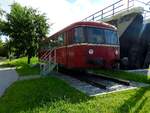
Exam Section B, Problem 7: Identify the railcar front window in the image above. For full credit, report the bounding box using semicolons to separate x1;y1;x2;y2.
74;27;85;43
87;27;105;44
105;30;119;45
86;27;119;45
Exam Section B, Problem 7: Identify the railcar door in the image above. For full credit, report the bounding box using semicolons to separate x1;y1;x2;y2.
66;29;75;69
56;33;67;67
66;27;86;69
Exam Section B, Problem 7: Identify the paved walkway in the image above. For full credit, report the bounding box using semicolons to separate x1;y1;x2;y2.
0;68;19;97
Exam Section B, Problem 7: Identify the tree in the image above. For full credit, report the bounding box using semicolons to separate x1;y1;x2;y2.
3;3;49;63
0;8;8;57
0;7;4;16
0;7;5;35
0;38;8;57
0;38;2;47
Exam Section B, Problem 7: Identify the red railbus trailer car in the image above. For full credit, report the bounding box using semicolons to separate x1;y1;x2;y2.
39;21;120;70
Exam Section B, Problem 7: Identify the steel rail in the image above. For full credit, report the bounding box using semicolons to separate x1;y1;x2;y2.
61;70;130;90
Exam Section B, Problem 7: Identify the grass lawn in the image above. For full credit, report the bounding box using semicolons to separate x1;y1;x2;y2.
0;58;150;113
0;76;150;113
0;57;40;76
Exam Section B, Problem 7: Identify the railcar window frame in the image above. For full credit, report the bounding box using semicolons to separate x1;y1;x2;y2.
105;29;119;45
86;26;119;45
86;27;105;44
58;34;65;46
73;27;86;43
40;41;50;50
49;38;57;49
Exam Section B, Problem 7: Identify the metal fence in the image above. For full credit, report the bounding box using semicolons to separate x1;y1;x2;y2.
82;0;150;21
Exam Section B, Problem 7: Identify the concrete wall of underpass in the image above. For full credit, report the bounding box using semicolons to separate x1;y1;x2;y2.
106;13;144;69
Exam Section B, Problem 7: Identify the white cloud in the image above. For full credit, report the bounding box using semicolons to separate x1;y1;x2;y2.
0;0;149;42
2;0;149;36
15;0;104;34
4;0;116;35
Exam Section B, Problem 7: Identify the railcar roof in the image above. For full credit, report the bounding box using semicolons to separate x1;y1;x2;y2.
41;21;117;43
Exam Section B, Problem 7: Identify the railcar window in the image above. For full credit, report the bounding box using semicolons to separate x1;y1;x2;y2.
105;30;119;45
58;34;64;46
87;27;105;44
41;42;49;50
50;39;57;48
74;27;85;43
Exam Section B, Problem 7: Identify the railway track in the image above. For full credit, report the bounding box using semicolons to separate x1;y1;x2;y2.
87;72;130;86
62;71;130;90
69;74;107;89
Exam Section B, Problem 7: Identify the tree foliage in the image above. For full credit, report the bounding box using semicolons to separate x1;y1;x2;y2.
0;7;5;35
0;38;8;57
0;38;3;47
2;3;49;63
0;7;9;57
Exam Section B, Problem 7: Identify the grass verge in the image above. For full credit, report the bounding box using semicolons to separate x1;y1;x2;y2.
0;77;88;113
0;76;150;113
0;57;40;76
0;58;150;113
91;69;150;83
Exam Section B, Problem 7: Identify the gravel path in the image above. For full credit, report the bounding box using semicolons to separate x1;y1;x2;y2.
0;68;19;97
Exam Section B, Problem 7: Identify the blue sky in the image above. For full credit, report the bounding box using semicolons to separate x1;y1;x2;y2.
66;0;77;3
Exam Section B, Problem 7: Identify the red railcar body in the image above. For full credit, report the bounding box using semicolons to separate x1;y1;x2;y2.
39;21;120;69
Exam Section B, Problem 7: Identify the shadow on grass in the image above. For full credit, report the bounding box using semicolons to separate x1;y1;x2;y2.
119;87;149;113
15;62;40;76
0;77;90;113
